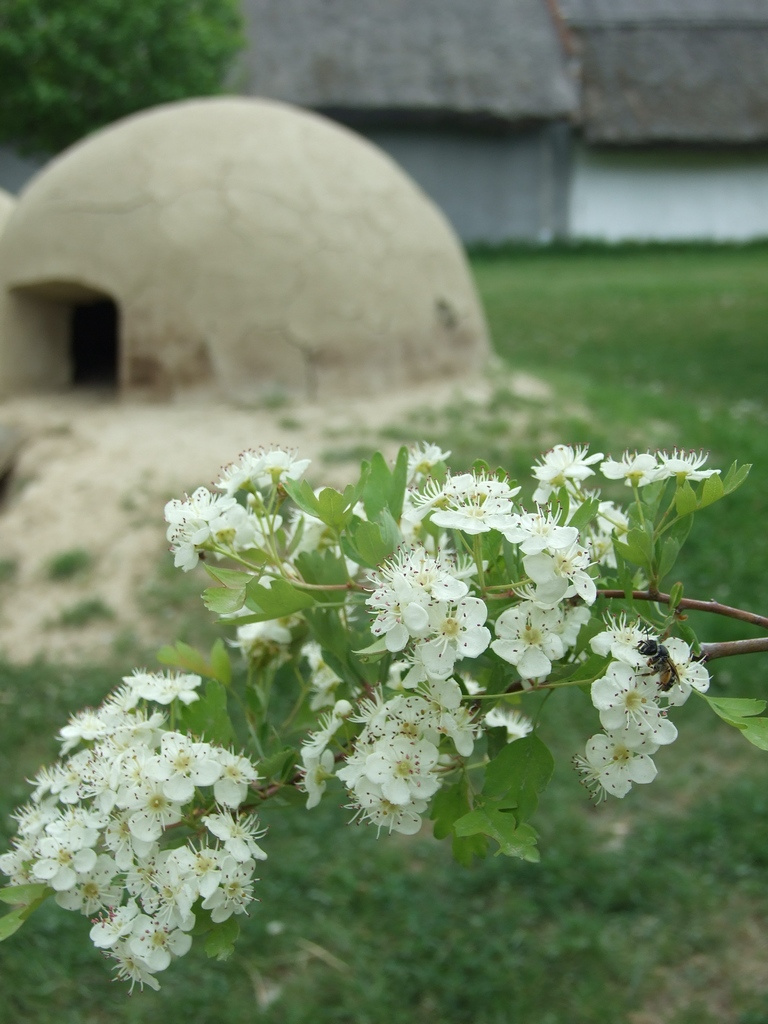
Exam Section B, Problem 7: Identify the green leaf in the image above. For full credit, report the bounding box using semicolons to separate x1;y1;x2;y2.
668;581;684;611
281;478;322;517
614;526;654;570
0;883;50;907
0;884;51;941
701;694;768;751
483;735;555;821
257;747;297;781
156;640;211;676
452;831;489;867
699;473;725;509
316;487;355;530
245;578;315;619
0;904;30;942
703;695;767;727
567;496;601;532
430;780;471;841
740;718;768;751
723;461;751;495
674;481;698;517
453;806;540;861
353;635;391;660
656;535;682;580
304;608;379;687
553;651;608;685
202;584;247;615
176;679;234;746
205;916;240;961
209;639;232;687
361;448;408;522
202;565;250;614
295;549;350;605
344;512;402;569
203;565;253;590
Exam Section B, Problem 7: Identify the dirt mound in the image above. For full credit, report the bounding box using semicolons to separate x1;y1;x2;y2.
0;379;504;663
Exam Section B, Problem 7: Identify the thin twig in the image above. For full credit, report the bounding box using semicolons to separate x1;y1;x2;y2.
699;638;768;662
598;590;768;631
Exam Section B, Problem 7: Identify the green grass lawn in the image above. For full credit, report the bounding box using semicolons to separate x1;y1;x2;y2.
3;242;768;1023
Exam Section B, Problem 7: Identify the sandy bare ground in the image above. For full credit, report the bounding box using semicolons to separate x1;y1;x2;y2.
0;375;548;664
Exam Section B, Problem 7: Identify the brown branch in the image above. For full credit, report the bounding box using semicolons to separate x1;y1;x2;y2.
598;590;768;631
699;638;768;662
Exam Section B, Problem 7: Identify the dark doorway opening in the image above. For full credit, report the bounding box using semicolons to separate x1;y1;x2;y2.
70;299;119;387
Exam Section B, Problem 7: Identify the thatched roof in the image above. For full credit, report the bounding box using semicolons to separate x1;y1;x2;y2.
558;0;768;143
559;0;768;25
241;0;577;126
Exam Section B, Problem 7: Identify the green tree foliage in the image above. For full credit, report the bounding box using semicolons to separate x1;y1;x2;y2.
0;0;245;154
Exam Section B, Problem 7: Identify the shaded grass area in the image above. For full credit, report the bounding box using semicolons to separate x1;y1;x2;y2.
3;243;768;1021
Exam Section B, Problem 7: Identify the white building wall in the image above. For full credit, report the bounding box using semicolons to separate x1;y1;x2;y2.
569;143;768;241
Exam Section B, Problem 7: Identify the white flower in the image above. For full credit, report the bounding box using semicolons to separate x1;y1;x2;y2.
497;510;579;554
128;914;193;972
299;749;335;809
366;547;474;653
600;452;660;487
208;502;263;553
491;602;565;680
414;596;491;680
203;810;268;862
653;637;710;706
524;541;596;606
120;781;184;843
216;447;311;494
124;669;202;706
591;663;678;745
212;749;260;807
164;487;239;570
590;616;646;667
405;471;519;528
57;708;112;754
531;444;604;504
108;941;162;993
32;833;98;892
90;899;141;949
557;603;592;650
163;845;222;901
361;736;441;806
232;617;298;663
300;707;347;761
144;732;222;803
146;850;198;928
574;727;659;800
418;678;477;757
303;643;344;710
484;707;533;742
588;500;629;567
55;854;121;914
407;442;451;482
201;856;258;922
348;778;429;835
656;449;720;482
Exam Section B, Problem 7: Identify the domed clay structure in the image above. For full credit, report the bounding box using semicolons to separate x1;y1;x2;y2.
0;97;489;400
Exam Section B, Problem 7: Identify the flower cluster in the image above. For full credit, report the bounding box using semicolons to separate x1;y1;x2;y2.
573;619;711;801
300;680;477;835
601;448;721;487
164;446;311;572
0;435;751;992
0;671;264;991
